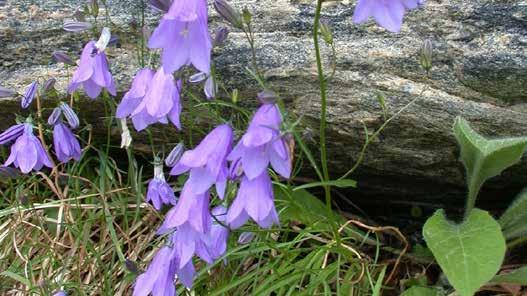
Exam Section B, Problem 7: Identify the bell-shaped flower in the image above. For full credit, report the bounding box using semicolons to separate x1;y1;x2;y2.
21;81;38;109
227;171;279;229
53;123;81;163
67;40;116;99
171;124;232;198
204;206;230;260
146;162;177;210
4;124;53;173
133;246;177;296
228;103;292;180
117;68;182;131
148;0;212;73
158;183;211;234
352;0;424;33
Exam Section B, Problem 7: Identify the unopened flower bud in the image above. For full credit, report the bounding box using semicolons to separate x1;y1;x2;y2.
52;51;76;66
120;118;132;149
238;232;255;245
204;76;217;99
319;21;333;45
21;81;38;109
214;0;243;29
0;86;16;98
59;102;80;129
213;26;229;46
48;107;62;126
189;72;208;83
419;39;433;73
242;7;252;25
165;142;184;167
43;78;56;93
257;90;277;104
232;89;239;104
95;27;111;52
63;20;92;32
228;158;243;180
89;0;99;18
0;124;25;144
149;0;172;13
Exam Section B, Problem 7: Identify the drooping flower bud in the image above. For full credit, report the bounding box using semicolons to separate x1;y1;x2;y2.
257;90;277;104
52;51;76;66
319;20;333;45
228;158;243;181
213;0;243;29
59;102;80;129
165;142;184;167
119;118;132;149
48;107;62;126
419;39;433;73
238;232;255;245
88;0;99;18
213;26;229;46
204;76;217;99
148;0;172;13
43;78;56;93
242;7;252;25
0;86;16;98
63;20;92;32
95;27;111;52
189;72;208;83
21;81;38;109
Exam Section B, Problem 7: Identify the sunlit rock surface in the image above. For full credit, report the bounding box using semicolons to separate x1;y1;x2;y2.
1;0;526;211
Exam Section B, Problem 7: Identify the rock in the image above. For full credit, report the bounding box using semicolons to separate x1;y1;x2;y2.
1;0;527;211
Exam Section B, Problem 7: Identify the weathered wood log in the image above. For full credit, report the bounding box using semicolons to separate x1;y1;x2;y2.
1;0;527;210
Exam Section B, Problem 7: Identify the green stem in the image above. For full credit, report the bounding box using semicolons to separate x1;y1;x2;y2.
313;0;339;243
465;167;482;219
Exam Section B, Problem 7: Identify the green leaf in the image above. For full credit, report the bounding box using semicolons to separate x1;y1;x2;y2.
401;286;442;296
0;271;31;286
423;209;506;296
453;117;527;214
491;266;527;285
372;266;387;296
499;189;527;239
293;179;357;191
276;187;338;227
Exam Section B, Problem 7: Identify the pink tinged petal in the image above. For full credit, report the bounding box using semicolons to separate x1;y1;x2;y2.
243;172;274;224
187;167;215;195
83;79;102;99
188;18;212;73
160;20;191;73
144;67;175;117
242;145;270;180
177;261;196;289
170;162;190;176
148;18;176;49
270;140;291;179
69;41;96;85
17;135;38;173
352;0;376;24
372;0;405;32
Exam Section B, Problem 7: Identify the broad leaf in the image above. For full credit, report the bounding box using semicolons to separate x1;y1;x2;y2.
401;286;442;296
454;117;527;213
499;189;527;239
423;209;506;296
491;266;527;285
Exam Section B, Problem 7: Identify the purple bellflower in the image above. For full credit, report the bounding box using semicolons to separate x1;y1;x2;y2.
146;162;177;210
21;81;38;109
68;37;116;99
158;183;211;234
53;123;82;163
228;103;292;180
170;124;233;198
205;206;230;260
52;291;67;296
227;171;279;229
133;246;177;296
352;0;425;33
117;67;182;131
4;123;53;173
148;0;212;74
